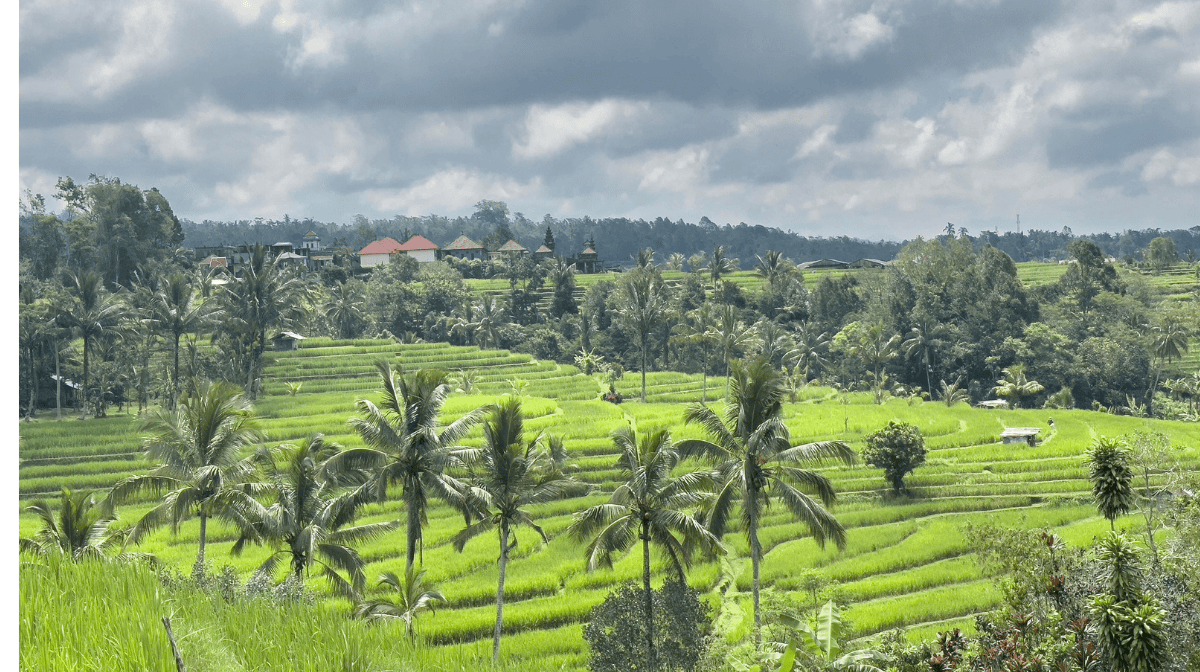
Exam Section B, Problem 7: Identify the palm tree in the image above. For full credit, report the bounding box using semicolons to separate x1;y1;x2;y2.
216;243;311;398
707;245;738;288
569;426;722;672
63;271;124;419
939;378;970;407
617;273;666;402
710;304;753;398
754;319;793;369
672;302;717;403
471;297;504;350
454;399;573;662
354;565;447;638
785;325;830;386
109;380;268;569
901;321;946;397
666;253;686;272
633;247;657;269
755;250;792;288
234;435;399;599
335;362;488;569
153;272;216;410
1149;319;1190;402
852;322;901;404
325;279;367;340
20;488;123;560
991;364;1044;409
678;358;856;647
19;287;53;421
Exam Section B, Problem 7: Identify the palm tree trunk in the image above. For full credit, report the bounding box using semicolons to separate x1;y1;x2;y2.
407;504;420;570
80;334;89;420
172;333;181;410
55;343;62;421
641;340;648;403
494;524;509;663
197;512;208;569
643;531;656;672
749;507;762;650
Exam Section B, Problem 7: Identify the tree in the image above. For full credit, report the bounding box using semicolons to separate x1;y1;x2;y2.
325;279;367;340
353;565;447;638
336;362;487;569
110;380;268;569
454;398;573;662
549;257;579;318
235;435;399;599
785;325;830;386
19;288;53;421
672;302;718;402
471;297;505;350
1090;532;1168;672
862;421;926;495
787;600;884;672
583;579;708;672
902;321;946;397
939;378;970;407
851;321;901;404
20;488;122;561
569;426;721;671
710;304;752;398
1087;437;1135;530
678;358;856;646
991;364;1044;408
706;245;739;288
1145;236;1178;273
62;271;124;419
215;243;311;398
617;273;666;402
153;273;216;410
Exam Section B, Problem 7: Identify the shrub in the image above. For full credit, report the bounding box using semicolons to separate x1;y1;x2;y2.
584;580;708;672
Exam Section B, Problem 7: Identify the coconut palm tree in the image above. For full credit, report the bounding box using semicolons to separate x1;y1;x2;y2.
706;245;739;288
991;364;1044;409
754;319;793;369
617;273;666;402
109;379;268;569
785;325;830;386
62;271;124;419
325;279;367;340
234;435;398;599
901;321;947;398
755;250;793;289
666;253;686;272
354;565;447;638
672;302;718;403
569;426;722;672
454;398;573;662
216;243;311;398
20;488;123;560
334;362;488;570
153;272;217;410
678;358;855;647
471;297;504;350
709;304;753;398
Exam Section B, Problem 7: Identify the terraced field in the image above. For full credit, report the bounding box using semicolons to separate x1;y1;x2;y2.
18;337;1200;670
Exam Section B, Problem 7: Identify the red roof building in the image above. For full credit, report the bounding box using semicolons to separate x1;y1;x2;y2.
359;237;404;256
396;235;439;251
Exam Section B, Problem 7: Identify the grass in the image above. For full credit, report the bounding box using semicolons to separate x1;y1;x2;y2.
19;332;1200;670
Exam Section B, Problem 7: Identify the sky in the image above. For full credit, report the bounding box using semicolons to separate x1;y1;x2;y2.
17;0;1200;240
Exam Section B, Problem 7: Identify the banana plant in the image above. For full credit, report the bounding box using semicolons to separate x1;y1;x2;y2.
783;600;884;672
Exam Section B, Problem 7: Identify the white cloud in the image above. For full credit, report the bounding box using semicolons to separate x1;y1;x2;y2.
796;124;838;158
363;169;542;215
809;4;897;61
513;100;645;160
628;146;710;194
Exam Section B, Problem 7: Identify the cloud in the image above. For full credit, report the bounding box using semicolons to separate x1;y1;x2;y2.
363;169;543;216
513;99;645;159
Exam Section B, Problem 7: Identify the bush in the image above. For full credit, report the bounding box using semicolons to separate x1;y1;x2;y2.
862;421;926;495
584;579;708;672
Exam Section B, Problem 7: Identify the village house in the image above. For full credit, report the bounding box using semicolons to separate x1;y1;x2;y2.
441;234;486;261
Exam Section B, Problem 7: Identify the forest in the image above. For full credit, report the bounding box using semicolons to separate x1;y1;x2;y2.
17;175;1200;672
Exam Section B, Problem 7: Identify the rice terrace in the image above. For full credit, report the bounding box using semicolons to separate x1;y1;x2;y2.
18;247;1200;671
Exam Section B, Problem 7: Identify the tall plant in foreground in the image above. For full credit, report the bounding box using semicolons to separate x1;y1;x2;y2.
20;488;122;560
454;398;572;662
110;380;267;569
336;361;487;570
234;435;399;599
569;426;722;671
353;565;446;638
1087;436;1134;530
679;357;855;647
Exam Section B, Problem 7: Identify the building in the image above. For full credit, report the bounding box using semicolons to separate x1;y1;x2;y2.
300;231;321;253
442;235;486;261
358;237;405;268
798;259;850;270
272;331;306;351
533;244;554;262
396;235;440;263
849;258;892;268
496;239;529;257
1001;427;1041;446
568;236;603;273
